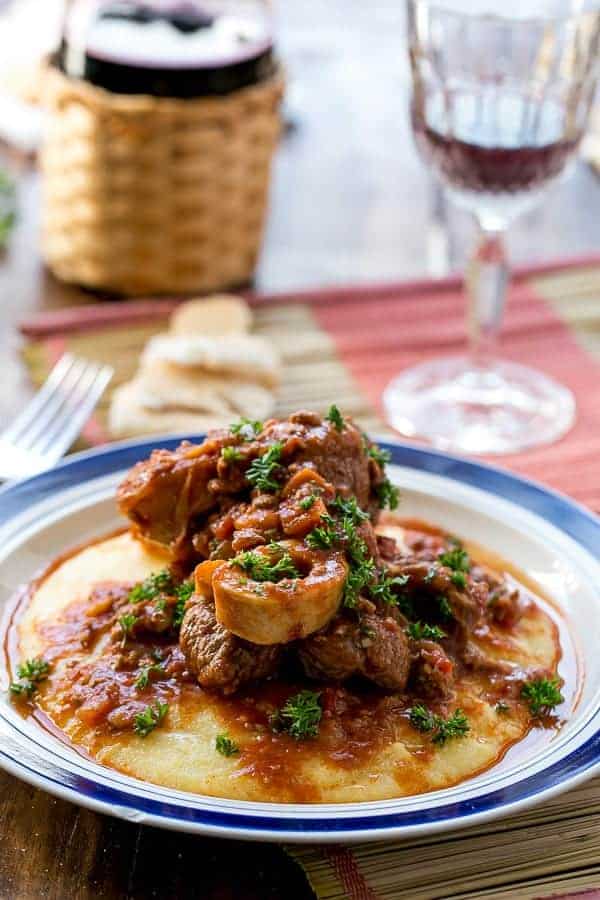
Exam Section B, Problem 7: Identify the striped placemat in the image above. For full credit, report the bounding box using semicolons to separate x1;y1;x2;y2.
19;258;600;899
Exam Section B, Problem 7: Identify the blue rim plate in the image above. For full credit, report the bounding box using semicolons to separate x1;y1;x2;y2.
0;435;599;843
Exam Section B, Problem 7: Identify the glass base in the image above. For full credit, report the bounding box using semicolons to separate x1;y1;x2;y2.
382;356;575;455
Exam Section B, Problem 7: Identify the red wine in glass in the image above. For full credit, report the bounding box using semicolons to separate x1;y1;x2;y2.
412;88;582;218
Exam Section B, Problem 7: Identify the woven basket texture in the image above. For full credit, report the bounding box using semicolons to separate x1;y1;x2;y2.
40;66;284;295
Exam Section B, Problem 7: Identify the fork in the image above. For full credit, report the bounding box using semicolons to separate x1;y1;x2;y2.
0;353;113;481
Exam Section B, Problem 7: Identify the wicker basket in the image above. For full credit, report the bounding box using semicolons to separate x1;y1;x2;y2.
40;65;284;295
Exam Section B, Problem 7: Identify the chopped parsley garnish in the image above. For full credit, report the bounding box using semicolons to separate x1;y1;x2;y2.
409;705;470;745
215;733;240;757
521;677;564;716
496;701;510;715
436;595;454;621
173;580;194;628
246;442;284;492
368;444;391;466
370;573;410;606
331;495;369;524
221;446;242;463
439;548;470;589
134;663;164;691
230;418;262;440
326;404;345;431
133;701;169;737
376;478;399;510
118;613;138;645
231;550;299;583
270;690;322;740
9;657;51;697
439;547;470;573
128;569;174;604
305;514;337;550
299;494;317;511
343;556;377;608
406;622;446;641
450;571;467;589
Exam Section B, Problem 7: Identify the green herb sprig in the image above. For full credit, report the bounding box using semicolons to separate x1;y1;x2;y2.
521;677;564;716
231;550;299;583
134;701;169;737
134;663;165;691
216;733;240;757
246;442;284;492
409;705;470;745
118;613;138;646
406;622;446;641
230;418;262;440
173;581;194;628
128;569;174;604
221;446;243;463
376;478;399;510
9;657;51;697
326;405;345;431
270;690;322;740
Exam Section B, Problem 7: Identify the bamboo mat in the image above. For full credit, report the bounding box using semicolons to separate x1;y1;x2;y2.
21;300;387;448
18;258;600;900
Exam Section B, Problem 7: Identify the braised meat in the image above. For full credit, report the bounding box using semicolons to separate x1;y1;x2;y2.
115;409;525;704
298;603;411;691
180;597;282;694
408;639;455;698
117;410;384;561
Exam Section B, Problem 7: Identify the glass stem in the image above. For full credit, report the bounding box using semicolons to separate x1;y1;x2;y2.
466;226;509;368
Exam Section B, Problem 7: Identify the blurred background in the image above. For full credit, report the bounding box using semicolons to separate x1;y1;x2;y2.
2;0;600;297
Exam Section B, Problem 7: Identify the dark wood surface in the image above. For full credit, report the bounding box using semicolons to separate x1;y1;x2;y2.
1;2;600;897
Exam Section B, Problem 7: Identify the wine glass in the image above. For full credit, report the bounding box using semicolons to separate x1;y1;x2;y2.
383;1;600;454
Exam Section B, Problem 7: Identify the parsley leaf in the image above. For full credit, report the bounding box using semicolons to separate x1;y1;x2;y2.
450;571;467;588
326;404;345;431
270;690;322;740
439;547;470;573
331;495;369;524
231;550;299;582
409;703;436;733
436;595;453;621
521;677;564;716
368;444;391;466
370;573;410;607
134;663;164;691
118;613;138;646
221;446;243;463
246;442;284;492
305;514;338;550
432;709;470;745
129;569;174;604
299;494;317;511
344;556;377;608
230;418;262;440
9;657;51;697
134;701;169;737
406;621;446;641
376;478;399;510
215;733;240;757
173;580;194;628
409;705;470;745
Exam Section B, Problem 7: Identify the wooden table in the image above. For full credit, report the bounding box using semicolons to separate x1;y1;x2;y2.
1;2;600;897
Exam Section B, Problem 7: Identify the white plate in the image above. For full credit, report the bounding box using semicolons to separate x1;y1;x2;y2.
0;436;598;843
